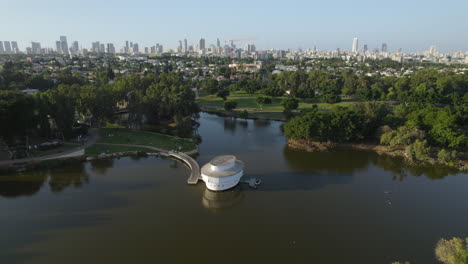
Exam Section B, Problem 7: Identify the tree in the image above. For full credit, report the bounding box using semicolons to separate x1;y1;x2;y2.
322;94;342;104
255;96;272;109
281;97;299;111
224;100;237;111
239;110;249;119
216;89;230;101
435;237;468;264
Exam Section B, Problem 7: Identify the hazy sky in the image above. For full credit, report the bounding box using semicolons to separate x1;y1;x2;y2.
1;0;467;52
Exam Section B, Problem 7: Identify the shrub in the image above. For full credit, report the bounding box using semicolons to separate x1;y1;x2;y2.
224;100;237;111
437;149;458;164
322;93;342;104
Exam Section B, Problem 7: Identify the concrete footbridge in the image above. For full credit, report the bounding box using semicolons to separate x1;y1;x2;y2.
168;151;200;184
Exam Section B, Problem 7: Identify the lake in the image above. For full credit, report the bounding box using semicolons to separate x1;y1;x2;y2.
0;113;467;264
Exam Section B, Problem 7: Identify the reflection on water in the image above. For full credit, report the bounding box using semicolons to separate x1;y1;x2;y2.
202;185;244;211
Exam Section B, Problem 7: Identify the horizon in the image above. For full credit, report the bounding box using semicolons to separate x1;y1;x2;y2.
1;0;468;53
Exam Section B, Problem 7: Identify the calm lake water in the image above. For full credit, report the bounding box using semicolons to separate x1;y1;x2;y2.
1;113;467;264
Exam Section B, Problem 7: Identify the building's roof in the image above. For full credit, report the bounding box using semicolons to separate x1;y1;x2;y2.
201;160;244;178
210;155;236;167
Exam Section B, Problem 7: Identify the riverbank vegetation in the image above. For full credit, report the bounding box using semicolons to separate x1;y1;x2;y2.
281;68;467;169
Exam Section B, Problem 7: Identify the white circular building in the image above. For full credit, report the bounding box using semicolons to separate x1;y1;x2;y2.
201;155;244;191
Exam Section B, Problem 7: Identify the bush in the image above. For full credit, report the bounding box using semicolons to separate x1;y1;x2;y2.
322;93;342;104
405;139;431;161
239;110;249;119
435;237;468;264
216;89;230;101
437;149;458;164
281;97;299;110
224;100;237;111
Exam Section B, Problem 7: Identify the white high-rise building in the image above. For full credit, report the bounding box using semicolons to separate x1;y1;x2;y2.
352;37;359;53
429;45;438;56
31;42;42;54
71;41;79;55
56;41;62;54
11;41;19;53
4;41;12;54
60;36;69;55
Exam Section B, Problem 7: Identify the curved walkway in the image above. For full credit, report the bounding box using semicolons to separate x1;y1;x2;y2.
94;143;201;184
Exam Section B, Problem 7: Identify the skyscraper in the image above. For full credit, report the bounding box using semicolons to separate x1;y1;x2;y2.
11;41;19;53
31;42;42;54
71;41;79;55
184;38;188;53
60;36;69;55
352;37;358;53
133;43;139;53
0;41;4;54
56;41;62;54
217;38;221;48
381;43;388;53
199;38;205;50
429;45;437;56
107;43;115;54
4;41;12;54
363;44;368;52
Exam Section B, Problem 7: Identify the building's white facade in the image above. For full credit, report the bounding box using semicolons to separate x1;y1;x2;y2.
201;155;244;191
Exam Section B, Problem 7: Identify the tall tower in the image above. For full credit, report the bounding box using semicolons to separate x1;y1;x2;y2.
60;36;69;55
199;38;205;50
217;38;221;48
4;41;12;54
11;41;19;53
0;41;4;54
381;43;388;53
184;38;188;53
352;37;359;53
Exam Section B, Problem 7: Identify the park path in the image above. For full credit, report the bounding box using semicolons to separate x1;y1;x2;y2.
0;129;99;167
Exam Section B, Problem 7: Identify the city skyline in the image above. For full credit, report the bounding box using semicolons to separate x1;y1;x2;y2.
1;0;467;53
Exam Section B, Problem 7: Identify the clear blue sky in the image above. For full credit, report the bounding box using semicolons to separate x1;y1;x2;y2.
1;0;467;52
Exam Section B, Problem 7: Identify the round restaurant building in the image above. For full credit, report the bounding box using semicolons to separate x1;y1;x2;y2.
200;155;244;191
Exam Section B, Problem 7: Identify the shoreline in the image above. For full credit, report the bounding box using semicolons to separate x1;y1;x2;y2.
287;139;468;172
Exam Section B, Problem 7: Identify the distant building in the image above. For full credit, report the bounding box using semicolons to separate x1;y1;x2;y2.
31;42;42;54
60;36;69;55
56;41;62;54
11;41;19;53
4;41;12;54
381;43;388;53
199;38;206;50
0;41;4;54
71;41;79;55
107;43;115;54
184;38;188;53
132;43;139;53
363;44;368;52
352;37;358;53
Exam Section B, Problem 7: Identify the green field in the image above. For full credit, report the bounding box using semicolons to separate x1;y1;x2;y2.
196;91;362;112
96;128;197;152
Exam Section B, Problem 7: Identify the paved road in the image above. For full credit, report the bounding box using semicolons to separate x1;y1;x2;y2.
0;129;99;166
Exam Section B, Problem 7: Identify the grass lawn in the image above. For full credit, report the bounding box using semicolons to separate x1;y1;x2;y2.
97;128;197;152
85;145;152;155
196;91;363;112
